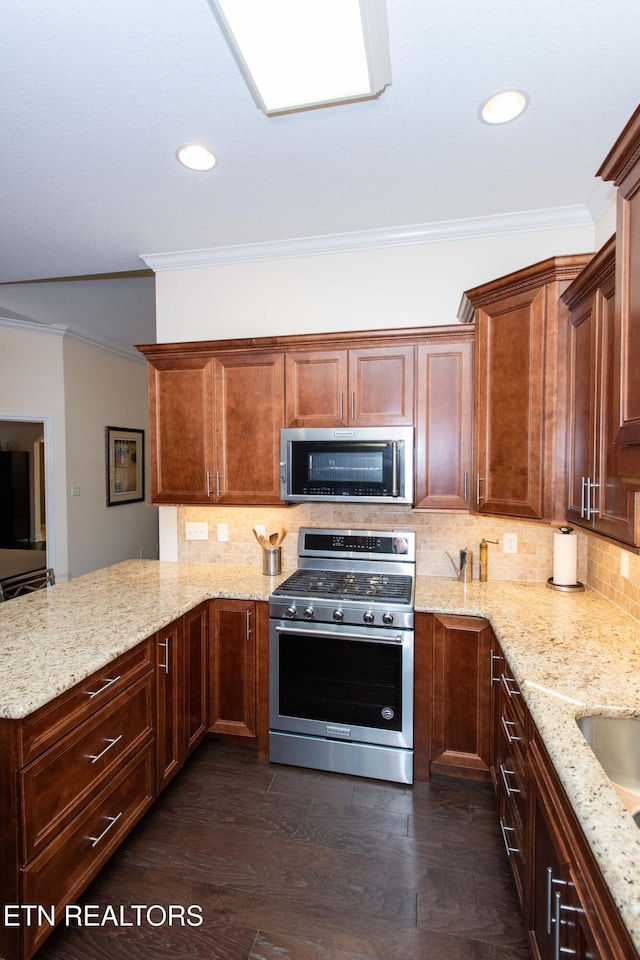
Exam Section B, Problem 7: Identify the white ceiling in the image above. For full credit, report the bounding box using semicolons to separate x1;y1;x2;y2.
1;0;640;353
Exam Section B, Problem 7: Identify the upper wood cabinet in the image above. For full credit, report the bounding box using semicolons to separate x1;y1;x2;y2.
598;104;640;488
139;345;284;506
563;237;639;545
459;255;592;520
414;332;473;509
214;351;285;504
139;327;470;509
285;344;414;427
146;353;215;504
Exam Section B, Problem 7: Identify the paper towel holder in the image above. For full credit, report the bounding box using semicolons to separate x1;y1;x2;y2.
547;526;585;592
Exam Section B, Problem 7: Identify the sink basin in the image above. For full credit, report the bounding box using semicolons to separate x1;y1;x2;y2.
576;715;640;824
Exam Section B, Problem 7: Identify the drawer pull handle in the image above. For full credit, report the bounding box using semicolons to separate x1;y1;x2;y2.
88;811;123;848
500;763;521;796
498;818;519;856
88;734;123;764
490;649;502;685
85;676;121;699
553;889;582;959
501;715;523;743
501;673;521;697
158;637;170;673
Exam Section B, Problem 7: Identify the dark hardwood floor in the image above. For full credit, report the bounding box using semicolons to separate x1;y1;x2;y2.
37;741;532;960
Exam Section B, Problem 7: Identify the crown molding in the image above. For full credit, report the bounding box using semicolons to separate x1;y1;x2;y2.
140;204;594;273
0;317;145;363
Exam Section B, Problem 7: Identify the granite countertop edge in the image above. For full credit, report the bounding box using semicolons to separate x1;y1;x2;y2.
1;560;639;949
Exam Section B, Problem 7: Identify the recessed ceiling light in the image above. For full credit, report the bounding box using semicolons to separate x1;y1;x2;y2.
480;90;529;125
176;144;218;171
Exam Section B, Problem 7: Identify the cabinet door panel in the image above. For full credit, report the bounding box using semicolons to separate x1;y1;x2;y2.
566;296;596;527
430;614;492;781
209;600;256;738
414;340;472;509
616;174;640;444
215;353;284;504
285;350;348;426
184;603;209;756
564;241;638;544
155;620;184;793
349;346;414;426
148;356;215;503
595;272;638;541
475;289;545;518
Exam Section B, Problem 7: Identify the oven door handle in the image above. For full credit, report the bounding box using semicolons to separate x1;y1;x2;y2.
275;625;405;644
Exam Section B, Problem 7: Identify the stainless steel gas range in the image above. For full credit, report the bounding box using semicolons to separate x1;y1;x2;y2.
268;527;416;784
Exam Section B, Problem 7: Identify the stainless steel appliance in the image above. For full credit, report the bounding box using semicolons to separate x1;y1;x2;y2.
269;527;416;784
279;426;414;504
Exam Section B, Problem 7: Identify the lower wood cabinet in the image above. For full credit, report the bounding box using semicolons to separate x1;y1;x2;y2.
21;747;155;959
0;638;155;960
415;611;494;782
492;647;528;907
156;602;209;793
209;598;257;739
528;730;637;960
418;619;638;959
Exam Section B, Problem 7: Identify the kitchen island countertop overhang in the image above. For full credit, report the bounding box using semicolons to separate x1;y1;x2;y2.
1;559;640;952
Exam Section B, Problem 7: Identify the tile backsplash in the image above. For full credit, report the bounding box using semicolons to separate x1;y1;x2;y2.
178;503;588;585
178;503;640;619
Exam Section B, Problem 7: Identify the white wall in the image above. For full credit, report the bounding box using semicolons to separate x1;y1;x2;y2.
155;223;597;343
152;219;600;560
63;337;158;577
0;322;158;581
0;324;69;576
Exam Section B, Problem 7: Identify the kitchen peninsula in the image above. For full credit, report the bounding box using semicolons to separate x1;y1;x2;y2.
1;560;639;960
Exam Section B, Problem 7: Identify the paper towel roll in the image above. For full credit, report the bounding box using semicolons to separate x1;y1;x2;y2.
553;532;578;585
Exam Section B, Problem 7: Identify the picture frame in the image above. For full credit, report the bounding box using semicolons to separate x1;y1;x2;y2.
105;426;145;506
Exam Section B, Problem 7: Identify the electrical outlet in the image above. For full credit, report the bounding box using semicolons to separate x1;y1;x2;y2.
185;521;208;541
217;523;229;542
254;524;267;538
503;533;518;554
70;484;81;497
620;549;630;579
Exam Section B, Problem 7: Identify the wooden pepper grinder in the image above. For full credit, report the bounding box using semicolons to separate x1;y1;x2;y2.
479;538;498;582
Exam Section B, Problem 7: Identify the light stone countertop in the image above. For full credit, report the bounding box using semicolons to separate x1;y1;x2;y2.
1;561;639;951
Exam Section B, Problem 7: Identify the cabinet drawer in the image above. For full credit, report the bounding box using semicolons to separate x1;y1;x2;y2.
19;638;153;765
21;673;154;861
20;745;154;959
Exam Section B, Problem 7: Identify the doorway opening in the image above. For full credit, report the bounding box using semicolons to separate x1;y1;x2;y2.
0;417;53;582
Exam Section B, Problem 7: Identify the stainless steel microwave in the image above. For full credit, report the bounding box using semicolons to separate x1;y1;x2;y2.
279;427;414;504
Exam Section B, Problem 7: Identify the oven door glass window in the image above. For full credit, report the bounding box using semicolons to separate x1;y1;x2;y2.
278;632;402;731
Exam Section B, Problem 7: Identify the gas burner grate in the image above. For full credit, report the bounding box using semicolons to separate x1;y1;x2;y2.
272;569;413;604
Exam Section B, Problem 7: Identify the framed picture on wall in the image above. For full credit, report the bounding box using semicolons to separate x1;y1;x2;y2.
105;426;145;506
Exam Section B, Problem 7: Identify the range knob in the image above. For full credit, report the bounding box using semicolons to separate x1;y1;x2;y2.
285;605;297;619
363;611;375;624
382;612;394;625
332;608;344;622
303;606;315;620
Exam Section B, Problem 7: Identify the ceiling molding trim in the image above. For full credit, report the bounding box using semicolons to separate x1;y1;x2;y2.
140;204;594;272
0;317;145;364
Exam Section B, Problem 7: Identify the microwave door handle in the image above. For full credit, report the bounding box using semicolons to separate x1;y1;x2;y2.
391;440;399;497
279;461;287;484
